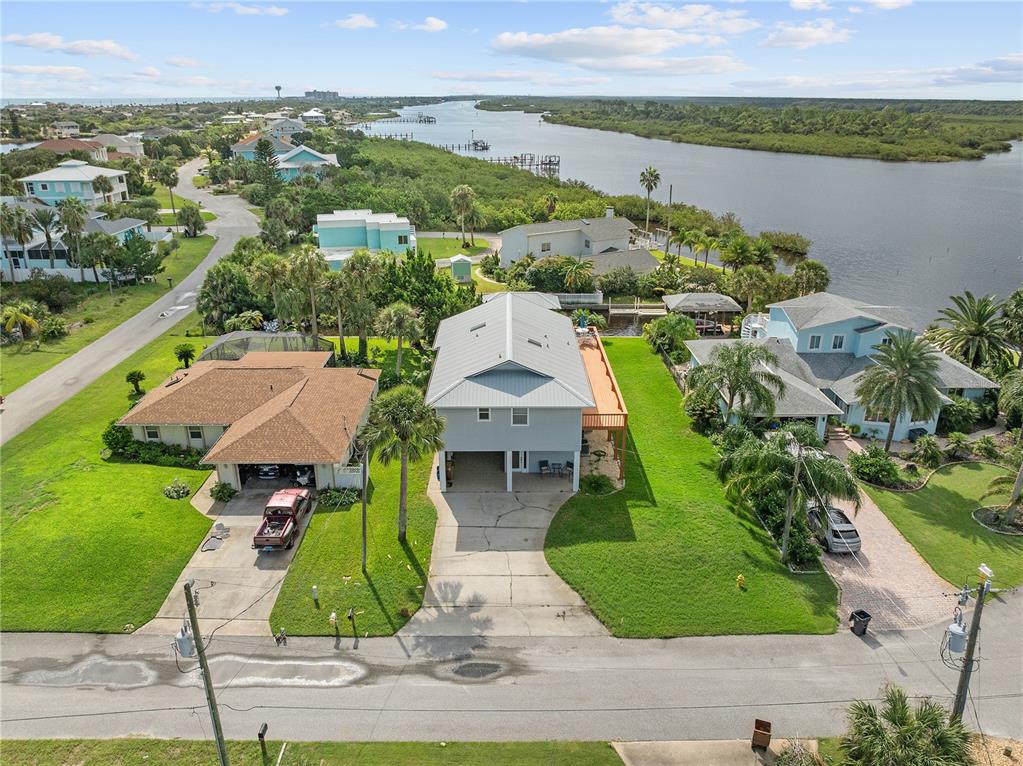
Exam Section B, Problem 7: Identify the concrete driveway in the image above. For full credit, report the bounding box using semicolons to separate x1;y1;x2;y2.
400;470;607;637
136;479;313;637
824;438;953;631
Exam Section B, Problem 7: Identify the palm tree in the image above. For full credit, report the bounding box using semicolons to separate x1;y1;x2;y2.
152;162;179;217
376;301;424;376
224;310;264;331
174;343;197;369
930;291;1010;370
719;235;753;273
1;204;36;283
31;207;59;269
563;258;594;292
465;203;486;247
343;249;384;358
91;174;114;205
639;166;660;234
359;384;445;543
998;369;1023;444
686;341;786;424
540;191;558;217
682;228;702;265
855;330;942;452
840;686;972;765
57;197;88;282
251;252;290;320
749;237;775;271
288;244;327;336
668;228;689;261
319;271;350;362
126;369;146;394
729;265;772;312
720;433;859;563
1001;287;1023;368
792;259;830;296
699;233;718;269
982;462;1022;528
2;302;41;341
449;184;476;246
944;431;971;460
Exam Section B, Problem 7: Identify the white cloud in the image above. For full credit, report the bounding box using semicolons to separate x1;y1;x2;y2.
2;32;136;60
761;19;850;48
930;53;1022;85
790;0;832;10
432;70;610;87
167;56;200;68
394;16;448;32
331;13;376;30
191;2;288;17
493;25;721;62
848;5;863;12
863;0;911;8
1;64;90;81
608;2;760;34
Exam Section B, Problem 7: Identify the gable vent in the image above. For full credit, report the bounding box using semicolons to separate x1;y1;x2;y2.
469;322;486;333
527;338;543;348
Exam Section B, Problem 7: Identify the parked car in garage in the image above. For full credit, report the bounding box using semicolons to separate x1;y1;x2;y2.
806;500;861;554
256;464;281;480
252;488;312;550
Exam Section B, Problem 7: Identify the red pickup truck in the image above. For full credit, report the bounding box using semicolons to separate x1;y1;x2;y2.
252;489;312;550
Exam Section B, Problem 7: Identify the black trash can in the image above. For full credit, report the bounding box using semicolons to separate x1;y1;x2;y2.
850;609;872;636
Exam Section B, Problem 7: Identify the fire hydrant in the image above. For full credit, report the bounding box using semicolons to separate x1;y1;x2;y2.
736;573;746;589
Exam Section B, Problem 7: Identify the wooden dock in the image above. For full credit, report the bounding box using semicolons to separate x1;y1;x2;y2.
377;113;437;124
439;139;491;151
484;153;561;177
608;300;666;318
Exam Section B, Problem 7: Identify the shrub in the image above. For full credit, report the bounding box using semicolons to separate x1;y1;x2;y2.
643;313;697;363
973;435;1000;461
191;175;209;188
750;487;820;568
40;315;69;340
774;741;824;766
715;424;757;456
163;479;192;500
596;265;639;297
319;487;360;508
685;389;723;435
580;473;615;495
479;253;500;277
937;395;979;434
779;421;824;449
18;271;80;312
849;445;902;487
758;230;811;257
911;434;944;468
210;481;237;503
944;432;971;460
102;421;205;469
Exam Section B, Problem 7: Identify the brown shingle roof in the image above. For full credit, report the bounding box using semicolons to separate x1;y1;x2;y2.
35;138;103;154
118;353;380;465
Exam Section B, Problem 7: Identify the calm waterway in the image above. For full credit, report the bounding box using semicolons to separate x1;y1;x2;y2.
394;100;1022;321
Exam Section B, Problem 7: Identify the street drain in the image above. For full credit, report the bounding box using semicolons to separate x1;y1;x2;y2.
452;661;501;679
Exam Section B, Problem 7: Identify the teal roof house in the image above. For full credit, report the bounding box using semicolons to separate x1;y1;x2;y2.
229;135;338;180
314;209;416;268
686;292;998;442
18;159;129;208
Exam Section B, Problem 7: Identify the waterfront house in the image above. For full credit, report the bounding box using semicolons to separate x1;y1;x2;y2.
48;121;80;138
230;134;292;160
426;293;628;492
118;351;379;491
230;135;338;179
34;138;108;163
91;133;146;159
685;292;999;441
267;118;306;140
18;159;129;208
499;208;637;268
314;209;416;267
299;108;327;125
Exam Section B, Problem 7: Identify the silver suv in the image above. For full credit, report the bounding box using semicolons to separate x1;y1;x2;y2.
807;501;861;554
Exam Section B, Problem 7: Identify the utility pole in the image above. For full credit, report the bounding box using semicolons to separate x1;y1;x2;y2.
184;581;230;766
952;573;992;721
665;184;673;248
361;449;368;574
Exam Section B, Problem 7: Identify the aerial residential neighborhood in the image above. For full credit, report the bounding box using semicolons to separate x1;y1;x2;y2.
0;2;1021;765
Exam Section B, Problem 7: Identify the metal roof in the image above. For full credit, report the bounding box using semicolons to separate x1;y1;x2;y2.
663;292;742;313
427;293;594;409
586;248;659;275
500;216;636;241
767;292;916;332
482;292;561;310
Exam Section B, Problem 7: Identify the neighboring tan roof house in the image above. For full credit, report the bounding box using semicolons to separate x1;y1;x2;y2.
34;138;108;161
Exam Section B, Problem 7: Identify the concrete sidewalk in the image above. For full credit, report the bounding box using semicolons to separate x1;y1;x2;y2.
614;739;818;765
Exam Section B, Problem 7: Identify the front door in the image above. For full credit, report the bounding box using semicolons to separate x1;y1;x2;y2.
510;450;528;472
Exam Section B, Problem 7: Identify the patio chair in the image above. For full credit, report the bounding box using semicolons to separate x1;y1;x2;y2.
539;460;551;477
564;460;574;477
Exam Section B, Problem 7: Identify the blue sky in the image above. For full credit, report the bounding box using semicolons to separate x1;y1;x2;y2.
2;1;1020;99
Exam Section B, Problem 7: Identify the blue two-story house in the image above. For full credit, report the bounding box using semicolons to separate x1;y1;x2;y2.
686;292;998;442
314;209;416;267
229;135;338;181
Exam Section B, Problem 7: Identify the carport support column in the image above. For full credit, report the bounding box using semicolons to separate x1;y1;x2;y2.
438;451;446;492
572;450;580;492
505;450;513;492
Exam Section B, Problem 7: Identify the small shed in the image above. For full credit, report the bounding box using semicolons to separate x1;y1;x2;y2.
450;254;473;283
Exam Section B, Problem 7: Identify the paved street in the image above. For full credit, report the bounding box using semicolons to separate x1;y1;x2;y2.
0;158;257;444
2;593;1019;742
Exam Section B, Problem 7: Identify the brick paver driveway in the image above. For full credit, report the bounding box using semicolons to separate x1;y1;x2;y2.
825;439;954;631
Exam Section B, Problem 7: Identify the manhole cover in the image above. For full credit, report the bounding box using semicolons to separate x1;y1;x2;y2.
452;661;501;679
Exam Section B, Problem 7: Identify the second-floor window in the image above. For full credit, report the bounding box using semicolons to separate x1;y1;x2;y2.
477;408;491;422
397;234;409;245
540;242;551;252
808;335;821;350
511;408;529;426
832;335;845;351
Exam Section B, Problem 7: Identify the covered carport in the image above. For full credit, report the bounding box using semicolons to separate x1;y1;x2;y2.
441;450;572;493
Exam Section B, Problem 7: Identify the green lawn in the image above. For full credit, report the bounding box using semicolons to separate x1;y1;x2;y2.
545;338;838;637
650;247;726;272
1;235;215;395
1;739;622;766
247;205;265;222
0;320;216;633
155;210;216;226
437;264;505;295
151;184;176;209
417;236;489;260
864;463;1021;587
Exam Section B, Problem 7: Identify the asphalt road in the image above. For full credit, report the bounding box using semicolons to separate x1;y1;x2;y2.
0;159;256;445
2;593;1019;742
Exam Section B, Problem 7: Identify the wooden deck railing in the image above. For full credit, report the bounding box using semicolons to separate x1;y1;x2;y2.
582;413;627;430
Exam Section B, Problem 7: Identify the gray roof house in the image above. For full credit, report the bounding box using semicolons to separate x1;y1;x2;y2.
427;293;628;492
498;208;638;268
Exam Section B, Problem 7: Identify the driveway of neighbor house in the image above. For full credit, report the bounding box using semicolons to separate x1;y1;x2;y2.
824;437;953;631
400;471;608;637
136;479;314;638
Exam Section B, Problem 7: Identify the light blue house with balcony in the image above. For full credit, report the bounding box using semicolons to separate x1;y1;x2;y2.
686;292;998;442
314;209;416;268
229;135;338;180
18;159;129;209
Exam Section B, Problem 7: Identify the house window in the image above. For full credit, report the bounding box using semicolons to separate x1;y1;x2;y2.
864;409;886;423
832;335;845;351
808;335;822;350
25;183;34;194
397;234;409;245
584;239;591;248
881;337;893;346
144;426;160;441
188;426;203;441
540;242;551;252
39;183;49;192
477;408;491;422
511;408;529;426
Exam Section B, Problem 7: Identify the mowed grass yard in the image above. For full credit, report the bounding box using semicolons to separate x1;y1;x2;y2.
545;338;838;637
0;320;217;633
865;463;1021;587
417;236;489;260
155;210;216;226
1;739;622;766
1;235;214;394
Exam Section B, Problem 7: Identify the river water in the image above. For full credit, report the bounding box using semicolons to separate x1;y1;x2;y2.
392;100;1022;320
